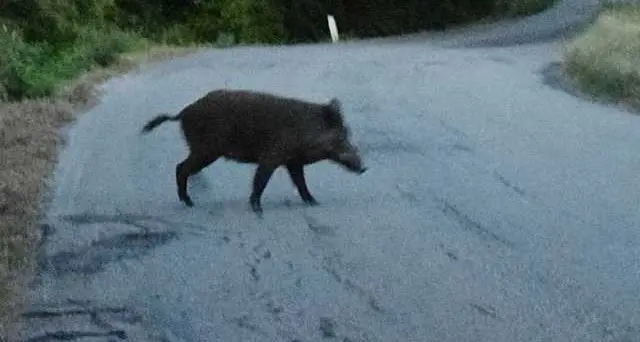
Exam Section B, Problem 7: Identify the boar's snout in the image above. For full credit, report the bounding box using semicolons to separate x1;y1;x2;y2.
316;114;367;174
331;144;368;174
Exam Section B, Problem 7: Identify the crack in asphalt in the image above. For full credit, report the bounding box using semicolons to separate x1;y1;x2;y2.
20;330;127;342
16;301;143;342
492;171;527;197
469;303;499;320
21;306;128;319
305;215;337;236
319;256;384;315
55;212;207;232
35;212;214;277
438;197;515;248
40;230;178;276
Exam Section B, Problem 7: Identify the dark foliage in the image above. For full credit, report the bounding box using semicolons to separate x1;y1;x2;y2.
272;0;499;42
0;0;551;100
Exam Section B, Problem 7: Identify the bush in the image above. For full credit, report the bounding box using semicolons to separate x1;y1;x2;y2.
0;25;143;101
562;3;640;108
74;27;144;67
274;0;536;42
1;0;117;46
218;0;285;44
0;0;146;101
135;0;285;45
0;28;56;100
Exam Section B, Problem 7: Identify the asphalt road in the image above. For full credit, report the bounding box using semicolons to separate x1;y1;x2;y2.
17;1;640;341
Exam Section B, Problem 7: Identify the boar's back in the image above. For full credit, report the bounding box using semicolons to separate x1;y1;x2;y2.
179;90;335;163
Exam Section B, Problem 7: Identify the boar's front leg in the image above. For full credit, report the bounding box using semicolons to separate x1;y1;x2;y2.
249;164;278;216
286;162;318;206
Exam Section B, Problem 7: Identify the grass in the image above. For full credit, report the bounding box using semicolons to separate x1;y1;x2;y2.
0;42;204;341
0;98;74;342
562;2;640;111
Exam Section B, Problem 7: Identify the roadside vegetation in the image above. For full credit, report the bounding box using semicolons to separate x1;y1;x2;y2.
493;0;558;18
0;0;558;339
562;2;640;111
0;44;202;340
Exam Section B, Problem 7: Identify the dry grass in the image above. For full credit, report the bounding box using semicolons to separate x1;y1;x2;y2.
562;2;640;111
0;43;203;341
0;99;74;341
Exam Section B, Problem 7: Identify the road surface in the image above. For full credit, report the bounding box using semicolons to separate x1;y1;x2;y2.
16;1;640;341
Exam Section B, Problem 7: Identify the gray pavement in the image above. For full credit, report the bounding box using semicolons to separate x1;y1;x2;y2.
14;1;640;341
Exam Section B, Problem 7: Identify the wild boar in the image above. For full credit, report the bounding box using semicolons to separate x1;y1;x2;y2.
140;89;368;216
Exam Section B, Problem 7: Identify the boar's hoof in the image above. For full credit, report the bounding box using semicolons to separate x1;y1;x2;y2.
250;198;263;217
181;197;195;207
304;198;320;206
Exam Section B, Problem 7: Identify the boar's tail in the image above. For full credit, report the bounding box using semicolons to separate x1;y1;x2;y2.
140;112;181;134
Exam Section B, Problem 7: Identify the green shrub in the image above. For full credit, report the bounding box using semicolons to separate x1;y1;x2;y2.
218;0;285;44
562;4;640;108
1;0;117;47
0;25;143;101
157;24;199;46
74;27;144;67
0;28;56;100
178;0;224;44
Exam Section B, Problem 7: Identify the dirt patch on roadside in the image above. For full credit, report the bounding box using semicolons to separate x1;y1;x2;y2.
0;99;74;341
0;45;202;341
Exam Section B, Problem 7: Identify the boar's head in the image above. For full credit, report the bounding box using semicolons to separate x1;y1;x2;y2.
315;98;368;174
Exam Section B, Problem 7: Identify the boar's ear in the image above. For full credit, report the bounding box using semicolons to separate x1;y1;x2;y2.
323;97;344;128
328;97;342;113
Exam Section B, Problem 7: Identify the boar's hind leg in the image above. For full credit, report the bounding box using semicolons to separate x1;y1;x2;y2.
176;153;219;207
286;163;318;206
249;164;278;216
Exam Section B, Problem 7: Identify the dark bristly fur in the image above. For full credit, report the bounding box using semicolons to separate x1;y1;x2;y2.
140;89;367;216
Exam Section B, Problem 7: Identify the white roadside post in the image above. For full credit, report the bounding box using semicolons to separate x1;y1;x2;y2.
327;14;340;43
